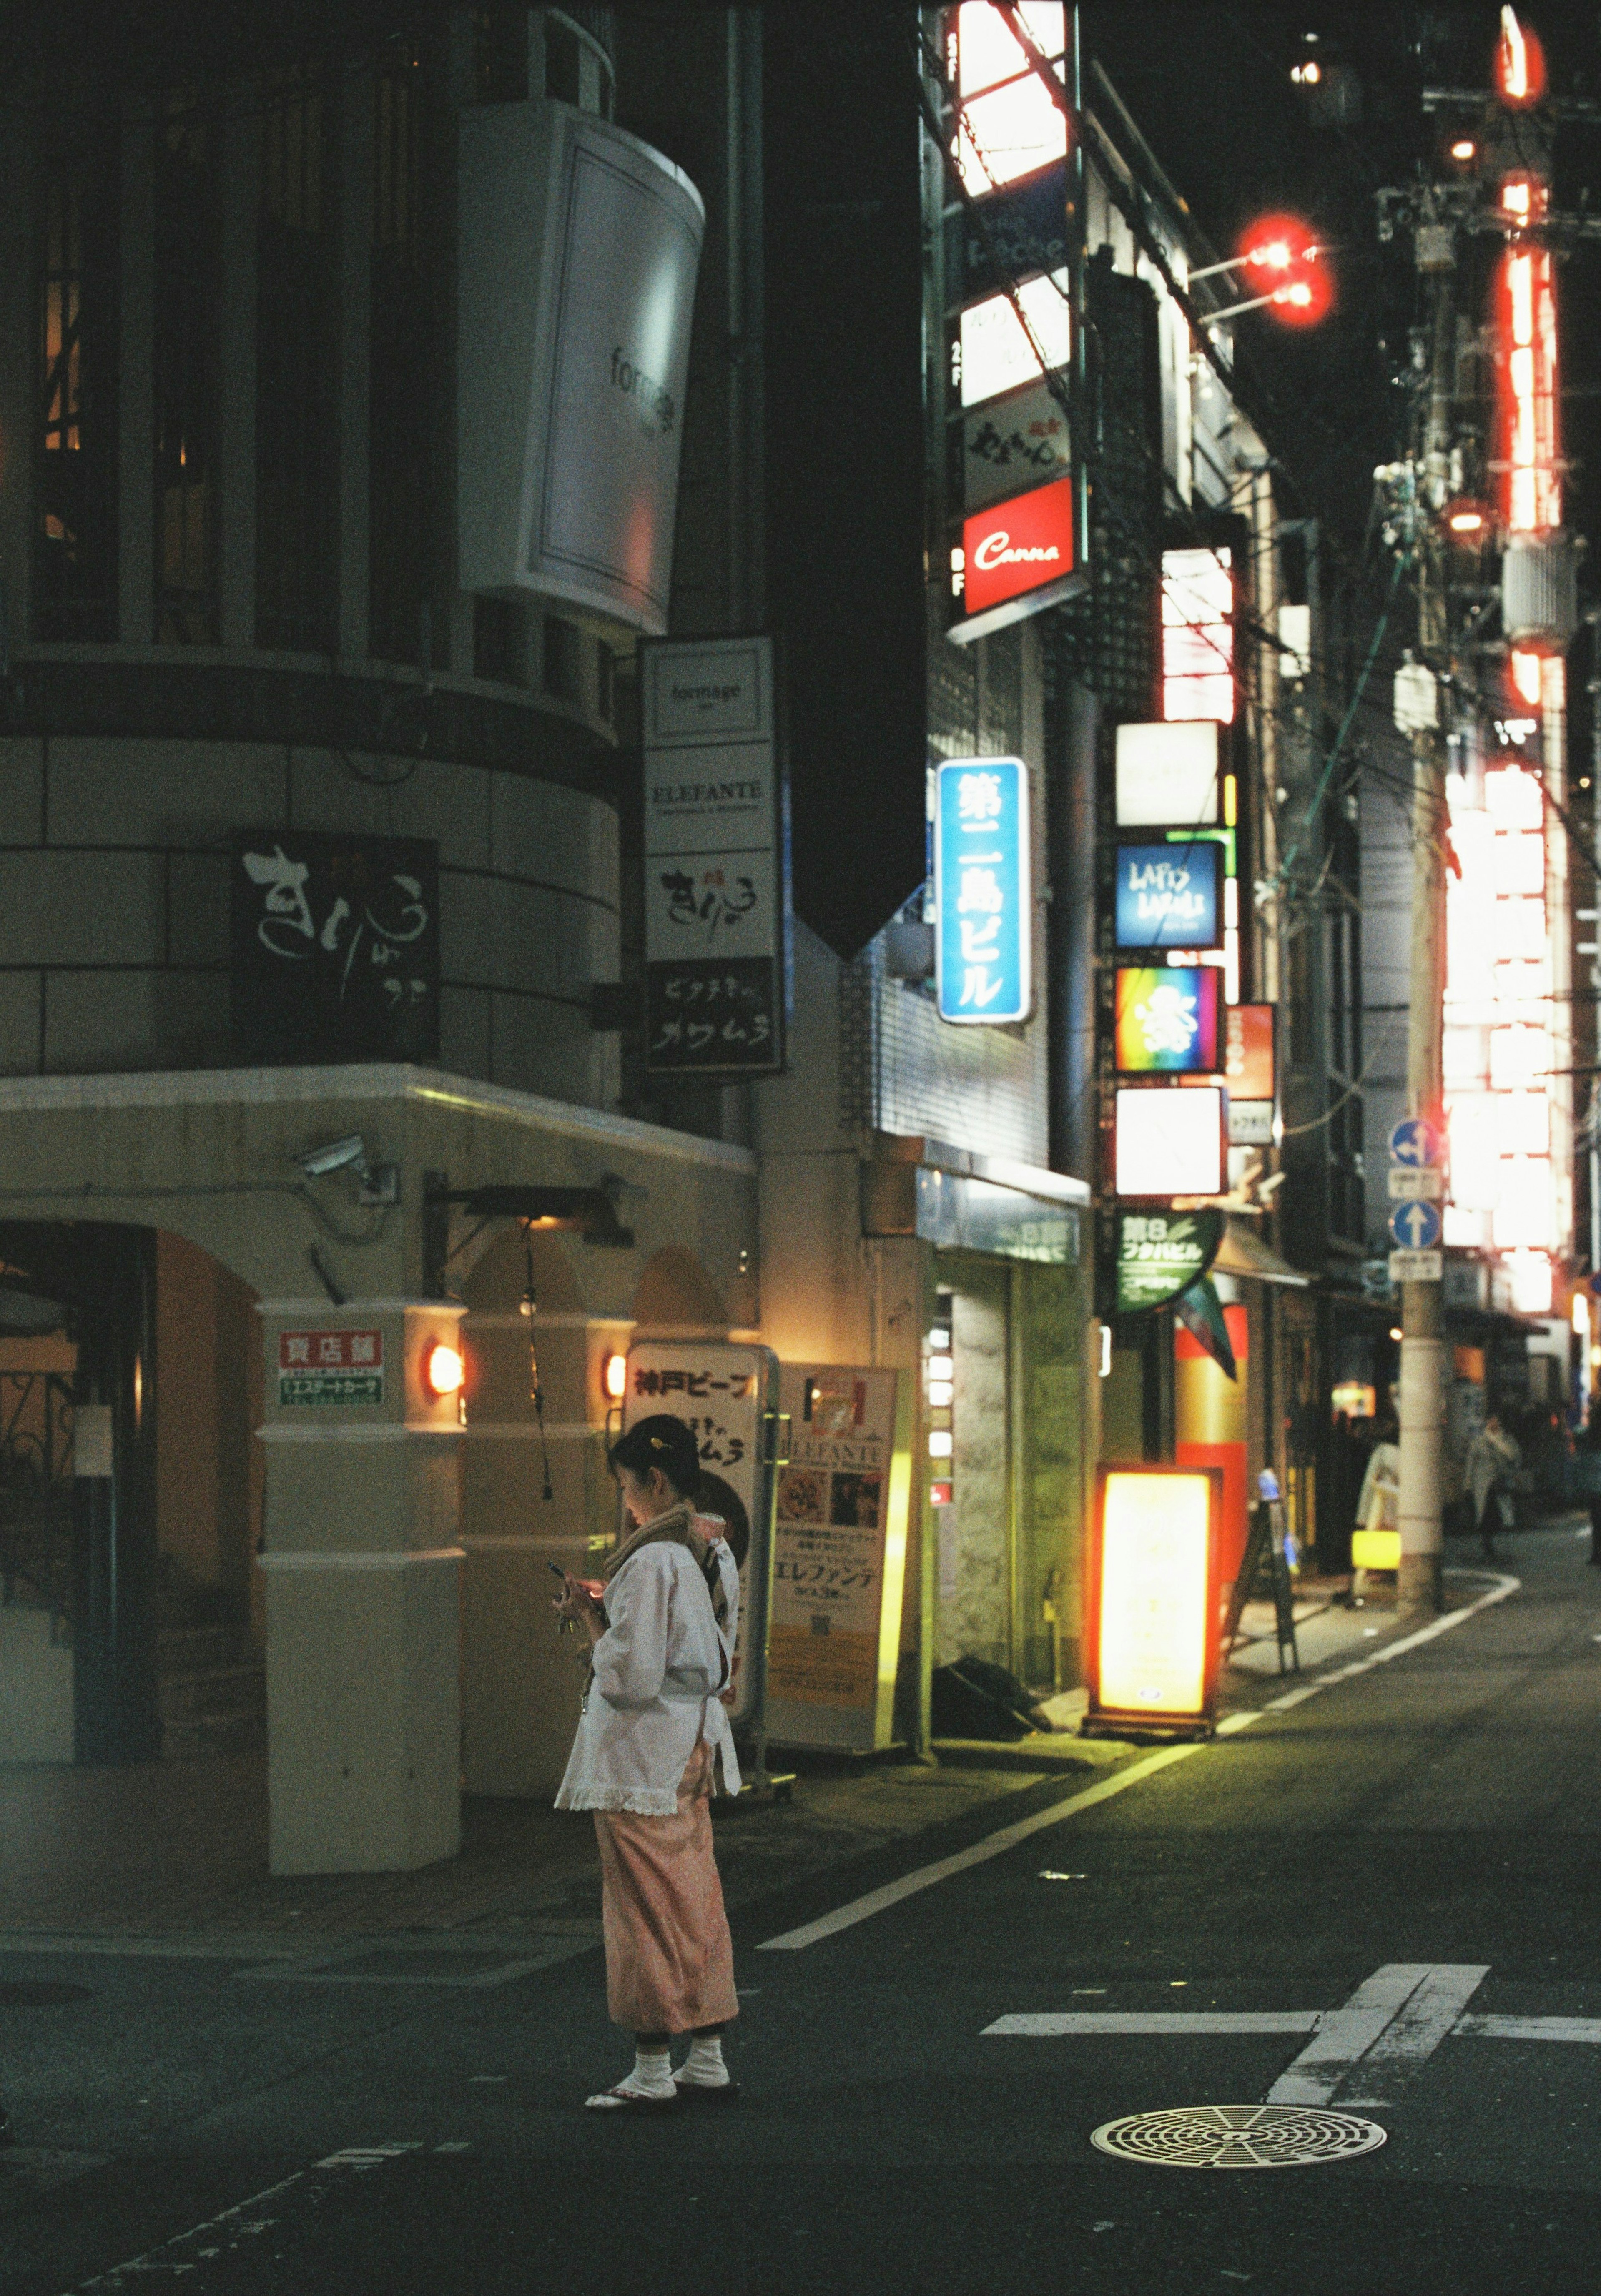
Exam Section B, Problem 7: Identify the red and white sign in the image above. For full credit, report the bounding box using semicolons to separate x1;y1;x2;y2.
962;474;1075;618
279;1330;382;1371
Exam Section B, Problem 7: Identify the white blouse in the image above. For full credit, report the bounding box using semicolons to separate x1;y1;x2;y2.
555;1538;742;1817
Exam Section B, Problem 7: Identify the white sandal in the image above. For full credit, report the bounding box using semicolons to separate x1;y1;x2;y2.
584;2081;678;2112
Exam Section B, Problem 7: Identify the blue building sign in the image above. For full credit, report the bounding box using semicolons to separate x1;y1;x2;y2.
934;757;1031;1025
1114;840;1224;952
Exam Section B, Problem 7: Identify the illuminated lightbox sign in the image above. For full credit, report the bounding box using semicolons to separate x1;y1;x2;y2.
1114;1085;1226;1201
959;274;1071;409
1114;720;1220;829
1114;966;1222;1075
960;475;1076;626
1114;841;1223;951
1225;1002;1276;1144
1085;1465;1222;1736
953;0;1069;198
934;757;1031;1025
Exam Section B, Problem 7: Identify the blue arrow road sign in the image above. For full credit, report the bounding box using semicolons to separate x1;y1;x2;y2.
1389;1117;1442;1168
1389;1198;1442;1250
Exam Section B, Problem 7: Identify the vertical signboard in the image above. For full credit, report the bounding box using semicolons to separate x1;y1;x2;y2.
622;1340;779;1734
642;636;787;1074
766;1364;904;1753
1084;1464;1222;1740
457;102;705;633
934;756;1032;1025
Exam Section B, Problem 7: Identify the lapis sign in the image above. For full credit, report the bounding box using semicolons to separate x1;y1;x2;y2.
935;757;1031;1025
1114;840;1224;952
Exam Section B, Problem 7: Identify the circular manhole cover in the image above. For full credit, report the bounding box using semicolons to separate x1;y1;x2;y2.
1092;2104;1387;2170
0;1983;95;2008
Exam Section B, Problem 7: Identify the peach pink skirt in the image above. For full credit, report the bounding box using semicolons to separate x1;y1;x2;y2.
593;1739;739;2036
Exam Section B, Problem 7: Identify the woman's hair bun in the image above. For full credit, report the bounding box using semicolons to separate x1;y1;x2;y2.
608;1412;701;1497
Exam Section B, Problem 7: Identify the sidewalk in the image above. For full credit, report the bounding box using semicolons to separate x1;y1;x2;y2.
0;1558;1516;1956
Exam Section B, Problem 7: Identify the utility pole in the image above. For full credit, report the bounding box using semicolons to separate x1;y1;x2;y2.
1395;216;1455;1621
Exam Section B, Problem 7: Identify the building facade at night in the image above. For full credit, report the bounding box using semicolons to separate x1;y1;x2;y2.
0;4;1406;1862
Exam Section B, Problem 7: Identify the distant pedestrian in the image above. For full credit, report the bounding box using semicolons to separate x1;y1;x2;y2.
553;1415;741;2112
1466;1411;1520;1561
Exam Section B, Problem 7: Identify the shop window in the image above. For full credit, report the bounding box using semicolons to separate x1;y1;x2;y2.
153;95;222;644
370;47;440;670
256;67;336;655
34;127;120;640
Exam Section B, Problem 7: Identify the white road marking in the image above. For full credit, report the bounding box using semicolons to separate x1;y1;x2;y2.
757;1574;1519;1952
1267;1965;1439;2103
757;1743;1205;1950
1457;2013;1601;2043
985;2010;1321;2036
1338;1963;1489;2103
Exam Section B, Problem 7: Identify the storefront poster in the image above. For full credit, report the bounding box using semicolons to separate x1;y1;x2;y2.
766;1364;902;1752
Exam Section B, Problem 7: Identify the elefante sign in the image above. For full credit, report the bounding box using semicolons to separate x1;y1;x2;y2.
642;636;787;1075
230;832;439;1065
767;1364;902;1753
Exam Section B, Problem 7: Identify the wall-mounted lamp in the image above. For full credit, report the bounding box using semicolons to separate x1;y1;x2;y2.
424;1342;466;1397
602;1350;627;1403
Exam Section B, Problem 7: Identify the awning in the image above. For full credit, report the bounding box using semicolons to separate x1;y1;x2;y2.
1212;1218;1310;1288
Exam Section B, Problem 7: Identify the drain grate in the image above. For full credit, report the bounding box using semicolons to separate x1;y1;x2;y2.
1092;2104;1387;2170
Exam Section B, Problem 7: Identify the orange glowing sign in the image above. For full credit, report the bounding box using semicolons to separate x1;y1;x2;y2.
1494;6;1546;108
1496;238;1560;536
1085;1466;1222;1735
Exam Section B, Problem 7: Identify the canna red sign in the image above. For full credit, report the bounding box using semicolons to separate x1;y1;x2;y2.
962;473;1076;617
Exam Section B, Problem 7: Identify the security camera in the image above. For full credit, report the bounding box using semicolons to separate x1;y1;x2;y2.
299;1135;368;1180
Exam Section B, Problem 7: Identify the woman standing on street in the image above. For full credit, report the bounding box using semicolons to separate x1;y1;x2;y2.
553;1415;742;2111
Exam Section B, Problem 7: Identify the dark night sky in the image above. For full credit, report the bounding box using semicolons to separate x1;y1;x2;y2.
1084;1;1601;580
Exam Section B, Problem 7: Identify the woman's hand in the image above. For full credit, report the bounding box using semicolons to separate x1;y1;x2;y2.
553;1574;606;1644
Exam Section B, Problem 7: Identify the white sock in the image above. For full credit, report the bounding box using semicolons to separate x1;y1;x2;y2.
679;2033;728;2087
628;2043;674;2095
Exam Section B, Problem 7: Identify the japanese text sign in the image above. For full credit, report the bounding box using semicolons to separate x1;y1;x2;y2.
642;636;786;1075
1226;1003;1276;1102
1114;840;1223;952
1115;966;1222;1075
768;1364;902;1753
231;833;439;1065
278;1328;384;1407
1115;1210;1223;1314
935;756;1031;1025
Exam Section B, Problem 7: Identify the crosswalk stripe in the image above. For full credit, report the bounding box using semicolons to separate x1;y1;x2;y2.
984;2010;1321;2036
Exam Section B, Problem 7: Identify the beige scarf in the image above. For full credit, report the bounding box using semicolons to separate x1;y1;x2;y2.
603;1500;729;1628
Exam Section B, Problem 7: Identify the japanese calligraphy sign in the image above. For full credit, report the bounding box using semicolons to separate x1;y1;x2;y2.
230;833;439;1065
767;1364;902;1753
934;756;1031;1026
278;1328;384;1407
1115;1211;1223;1314
1114;840;1224;952
623;1340;780;1732
1114;966;1223;1076
642;636;787;1075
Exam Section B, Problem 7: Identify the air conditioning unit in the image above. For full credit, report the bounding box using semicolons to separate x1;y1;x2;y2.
1502;531;1578;650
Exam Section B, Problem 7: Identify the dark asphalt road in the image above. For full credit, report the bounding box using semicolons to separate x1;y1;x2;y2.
4;1526;1601;2296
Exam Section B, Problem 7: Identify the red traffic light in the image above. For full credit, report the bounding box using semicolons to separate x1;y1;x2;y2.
1494;7;1547;109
